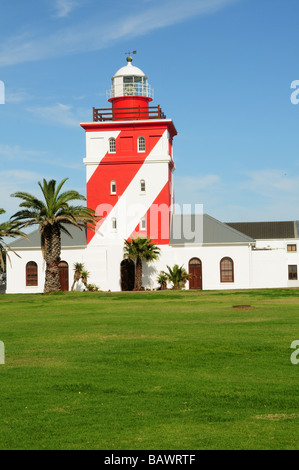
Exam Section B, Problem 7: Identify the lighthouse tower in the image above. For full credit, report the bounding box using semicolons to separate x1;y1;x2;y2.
80;55;177;289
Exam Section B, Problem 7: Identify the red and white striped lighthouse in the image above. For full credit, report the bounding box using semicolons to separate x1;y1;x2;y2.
81;55;177;246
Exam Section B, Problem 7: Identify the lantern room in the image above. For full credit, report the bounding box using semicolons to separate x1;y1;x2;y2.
107;55;153;100
93;55;166;122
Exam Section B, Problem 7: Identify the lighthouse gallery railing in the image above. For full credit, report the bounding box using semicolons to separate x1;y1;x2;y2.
93;105;166;122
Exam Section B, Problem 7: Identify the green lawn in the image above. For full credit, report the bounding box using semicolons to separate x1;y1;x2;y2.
0;288;299;450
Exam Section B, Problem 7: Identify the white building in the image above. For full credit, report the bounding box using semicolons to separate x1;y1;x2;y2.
6;58;299;293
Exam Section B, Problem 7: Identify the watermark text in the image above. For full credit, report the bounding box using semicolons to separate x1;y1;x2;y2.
94;201;204;243
290;340;299;365
0;81;5;104
290;80;299;105
0;341;4;365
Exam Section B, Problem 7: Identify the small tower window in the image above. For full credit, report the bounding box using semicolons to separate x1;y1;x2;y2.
109;137;116;153
111;180;117;195
140;179;146;193
141;217;146;231
112;218;117;230
138;136;146;152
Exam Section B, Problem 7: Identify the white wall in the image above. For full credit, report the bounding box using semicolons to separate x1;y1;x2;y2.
7;239;299;293
86;243;252;292
251;239;299;288
6;247;86;294
142;244;252;291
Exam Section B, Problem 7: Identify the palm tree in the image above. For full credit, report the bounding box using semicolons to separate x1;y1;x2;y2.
71;262;85;291
165;264;192;290
123;236;160;291
11;178;97;294
0;208;28;271
157;272;168;290
80;269;90;290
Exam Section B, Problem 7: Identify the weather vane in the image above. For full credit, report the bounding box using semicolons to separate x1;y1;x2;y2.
125;50;137;57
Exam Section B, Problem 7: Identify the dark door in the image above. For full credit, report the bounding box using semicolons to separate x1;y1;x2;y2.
189;258;202;290
59;261;69;292
121;259;135;291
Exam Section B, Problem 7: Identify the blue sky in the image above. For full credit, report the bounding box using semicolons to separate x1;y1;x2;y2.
0;0;299;222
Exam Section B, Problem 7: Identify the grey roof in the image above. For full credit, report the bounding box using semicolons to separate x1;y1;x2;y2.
9;225;87;249
226;221;299;240
170;214;255;245
9;214;255;248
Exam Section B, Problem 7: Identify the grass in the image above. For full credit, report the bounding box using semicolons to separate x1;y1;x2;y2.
0;288;299;450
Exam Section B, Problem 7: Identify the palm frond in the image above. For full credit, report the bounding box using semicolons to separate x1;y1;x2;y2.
123;236;160;262
0;209;29;270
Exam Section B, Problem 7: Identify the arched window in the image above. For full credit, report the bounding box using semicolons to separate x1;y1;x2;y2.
138;136;146;152
140;179;146;193
26;261;38;286
220;257;234;283
109;137;116;153
110;180;117;195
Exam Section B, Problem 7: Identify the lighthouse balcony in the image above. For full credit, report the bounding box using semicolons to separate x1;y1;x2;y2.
93;105;166;122
106;83;154;100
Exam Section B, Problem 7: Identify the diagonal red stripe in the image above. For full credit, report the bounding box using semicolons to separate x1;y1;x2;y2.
130;180;171;245
86;128;165;244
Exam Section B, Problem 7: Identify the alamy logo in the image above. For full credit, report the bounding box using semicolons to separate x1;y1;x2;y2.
290;340;299;365
0;341;4;365
0;81;5;104
290;80;299;105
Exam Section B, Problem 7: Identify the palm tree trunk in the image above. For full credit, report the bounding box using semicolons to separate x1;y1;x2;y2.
71;269;81;291
134;256;143;291
43;224;61;293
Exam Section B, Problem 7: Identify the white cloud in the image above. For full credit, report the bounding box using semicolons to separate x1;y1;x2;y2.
0;144;42;160
174;169;299;223
177;174;220;192
0;170;42;183
0;144;81;170
241;169;299;197
53;0;78;18
174;173;222;215
5;90;32;104
0;170;44;217
27;102;89;127
0;0;239;66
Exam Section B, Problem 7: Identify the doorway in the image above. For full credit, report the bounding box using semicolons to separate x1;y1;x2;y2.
188;258;202;290
59;261;69;292
120;259;135;291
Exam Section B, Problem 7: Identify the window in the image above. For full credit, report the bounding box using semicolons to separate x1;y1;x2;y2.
140;217;146;231
138;136;146;152
140;179;146;193
288;265;298;280
124;77;136;96
112;218;117;230
110;180;117;195
109;137;116;153
287;244;297;252
26;261;38;286
220;257;234;283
